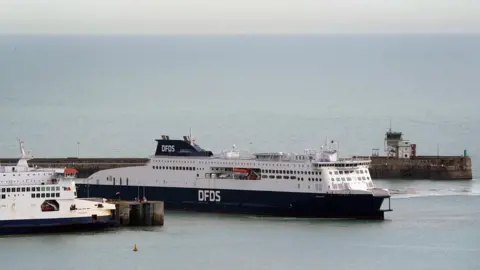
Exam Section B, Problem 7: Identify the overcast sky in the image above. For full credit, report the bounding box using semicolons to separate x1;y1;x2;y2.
0;0;479;34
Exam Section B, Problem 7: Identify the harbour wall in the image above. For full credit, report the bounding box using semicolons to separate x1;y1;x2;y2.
0;155;472;180
355;155;472;180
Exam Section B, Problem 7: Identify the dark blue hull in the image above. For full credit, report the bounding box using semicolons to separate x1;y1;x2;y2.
77;184;391;220
0;215;116;235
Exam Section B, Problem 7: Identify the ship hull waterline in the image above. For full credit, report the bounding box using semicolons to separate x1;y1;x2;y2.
0;214;116;235
76;184;392;220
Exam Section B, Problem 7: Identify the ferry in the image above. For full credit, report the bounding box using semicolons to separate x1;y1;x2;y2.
77;133;392;220
0;141;116;234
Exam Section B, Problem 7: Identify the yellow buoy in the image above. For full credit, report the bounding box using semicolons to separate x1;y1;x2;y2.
133;244;138;252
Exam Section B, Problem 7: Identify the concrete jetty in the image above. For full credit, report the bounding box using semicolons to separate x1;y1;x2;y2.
84;198;164;227
113;200;164;226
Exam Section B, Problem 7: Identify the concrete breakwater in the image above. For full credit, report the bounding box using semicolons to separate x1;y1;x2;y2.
357;155;472;180
0;155;472;180
83;198;164;226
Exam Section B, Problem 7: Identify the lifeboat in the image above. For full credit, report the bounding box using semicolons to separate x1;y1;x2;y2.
233;168;249;173
64;168;78;174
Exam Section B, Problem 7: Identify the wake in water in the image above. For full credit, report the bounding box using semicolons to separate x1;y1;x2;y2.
389;187;480;199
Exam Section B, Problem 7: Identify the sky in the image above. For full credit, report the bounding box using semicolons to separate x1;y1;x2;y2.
0;0;479;34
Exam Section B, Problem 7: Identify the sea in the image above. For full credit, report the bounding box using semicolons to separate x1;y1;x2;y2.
0;34;479;270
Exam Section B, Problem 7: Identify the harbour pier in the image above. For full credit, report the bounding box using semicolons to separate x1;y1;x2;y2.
85;198;164;227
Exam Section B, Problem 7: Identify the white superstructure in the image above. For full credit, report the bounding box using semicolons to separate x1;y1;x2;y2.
0;140;115;231
85;138;386;196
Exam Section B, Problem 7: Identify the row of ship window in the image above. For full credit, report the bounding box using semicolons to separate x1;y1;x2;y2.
152;166;196;171
1;173;54;177
0;193;60;199
261;175;322;182
332;170;368;175
1;186;60;193
331;176;371;182
151;166;325;176
150;166;368;176
152;158;369;169
261;169;321;175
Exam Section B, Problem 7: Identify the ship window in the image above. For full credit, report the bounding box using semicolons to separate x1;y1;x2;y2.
283;176;289;179
51;193;55;197
41;193;45;198
1;188;4;192
276;176;281;179
1;194;5;199
262;175;267;178
152;166;155;169
56;193;60;197
36;187;40;191
46;187;50;191
269;175;274;179
46;193;50;198
41;187;45;191
31;194;35;198
26;187;30;192
17;187;20;192
36;194;40;198
290;176;296;179
56;186;60;191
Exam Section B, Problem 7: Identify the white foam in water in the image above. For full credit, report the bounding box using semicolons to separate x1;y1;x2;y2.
389;187;480;199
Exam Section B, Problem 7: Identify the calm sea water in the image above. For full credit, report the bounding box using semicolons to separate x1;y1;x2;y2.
0;34;479;269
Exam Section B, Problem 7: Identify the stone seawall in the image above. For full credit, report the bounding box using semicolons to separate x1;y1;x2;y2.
355;156;472;180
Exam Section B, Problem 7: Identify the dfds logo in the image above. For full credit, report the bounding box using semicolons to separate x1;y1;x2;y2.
161;145;175;152
198;190;221;202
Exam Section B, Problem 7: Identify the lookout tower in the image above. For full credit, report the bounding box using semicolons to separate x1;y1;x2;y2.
384;128;413;159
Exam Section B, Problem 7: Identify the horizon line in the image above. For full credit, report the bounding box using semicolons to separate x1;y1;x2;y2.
1;32;479;37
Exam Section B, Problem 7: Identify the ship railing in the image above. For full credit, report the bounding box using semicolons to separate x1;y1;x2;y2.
338;157;371;162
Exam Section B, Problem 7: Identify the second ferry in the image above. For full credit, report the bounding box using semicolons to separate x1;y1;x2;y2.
0;140;116;234
77;133;392;220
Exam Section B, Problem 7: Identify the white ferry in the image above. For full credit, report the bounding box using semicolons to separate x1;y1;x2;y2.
0;141;116;234
77;133;392;220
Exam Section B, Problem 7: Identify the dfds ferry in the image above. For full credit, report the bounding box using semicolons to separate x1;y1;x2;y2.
77;134;392;220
